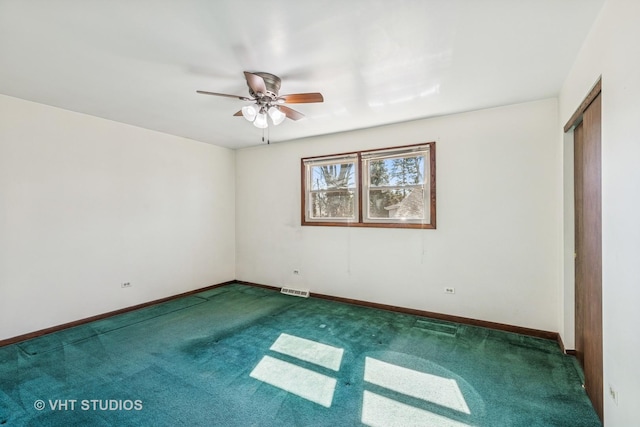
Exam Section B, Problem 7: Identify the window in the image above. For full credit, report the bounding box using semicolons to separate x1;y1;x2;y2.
303;153;359;222
302;143;435;229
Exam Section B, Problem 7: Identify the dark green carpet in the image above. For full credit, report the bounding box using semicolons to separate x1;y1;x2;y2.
0;284;601;426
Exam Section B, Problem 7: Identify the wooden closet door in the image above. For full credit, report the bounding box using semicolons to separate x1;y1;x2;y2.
574;93;603;421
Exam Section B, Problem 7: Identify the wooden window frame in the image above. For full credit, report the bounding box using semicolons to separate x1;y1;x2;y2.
301;142;436;229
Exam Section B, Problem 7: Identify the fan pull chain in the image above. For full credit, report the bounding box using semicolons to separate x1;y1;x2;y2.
260;126;271;144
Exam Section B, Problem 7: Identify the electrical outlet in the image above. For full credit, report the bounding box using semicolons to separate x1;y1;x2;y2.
444;287;455;294
293;269;300;275
121;282;132;288
609;384;618;405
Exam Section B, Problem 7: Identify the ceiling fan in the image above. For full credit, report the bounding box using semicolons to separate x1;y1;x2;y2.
197;71;324;129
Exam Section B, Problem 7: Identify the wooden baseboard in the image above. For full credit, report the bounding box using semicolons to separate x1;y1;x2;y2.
0;280;235;347
237;280;559;342
1;279;564;350
556;332;577;356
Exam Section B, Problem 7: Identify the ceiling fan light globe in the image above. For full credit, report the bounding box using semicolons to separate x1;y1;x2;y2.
268;107;286;126
241;105;257;122
253;112;268;128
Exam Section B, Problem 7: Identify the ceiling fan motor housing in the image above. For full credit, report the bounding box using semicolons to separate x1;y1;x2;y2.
248;72;282;100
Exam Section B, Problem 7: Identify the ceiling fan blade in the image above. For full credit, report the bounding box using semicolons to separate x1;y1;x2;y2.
233;110;243;116
277;92;324;104
279;105;305;121
197;90;252;101
244;71;267;95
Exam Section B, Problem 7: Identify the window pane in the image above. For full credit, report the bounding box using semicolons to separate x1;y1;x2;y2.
366;154;426;221
309;191;355;219
307;161;357;221
372;188;424;219
368;188;421;218
311;163;355;191
387;155;424;186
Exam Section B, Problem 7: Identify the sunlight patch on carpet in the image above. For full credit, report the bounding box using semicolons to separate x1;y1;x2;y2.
364;357;470;414
362;391;471;427
269;333;344;371
250;355;337;407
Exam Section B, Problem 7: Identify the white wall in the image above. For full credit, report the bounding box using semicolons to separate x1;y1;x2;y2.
559;0;640;424
236;98;562;332
0;94;236;341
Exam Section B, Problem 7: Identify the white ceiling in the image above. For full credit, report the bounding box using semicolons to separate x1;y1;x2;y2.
0;0;604;149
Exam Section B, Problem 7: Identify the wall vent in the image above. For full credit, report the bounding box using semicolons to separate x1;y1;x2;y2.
281;287;310;298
